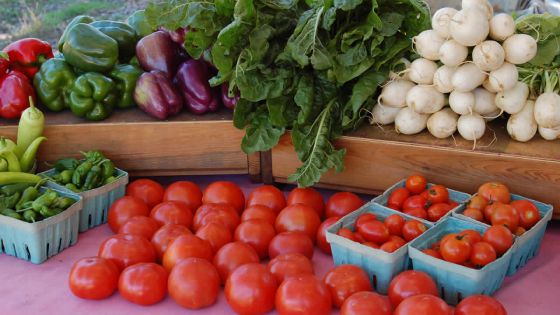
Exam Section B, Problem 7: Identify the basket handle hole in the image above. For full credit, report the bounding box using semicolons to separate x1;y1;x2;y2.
0;239;5;252
46;243;50;257
457;292;463;302
441;286;446;300
25;245;31;261
12;244;18;256
101;208;106;222
371;274;377;290
88;214;92;227
58;238;63;252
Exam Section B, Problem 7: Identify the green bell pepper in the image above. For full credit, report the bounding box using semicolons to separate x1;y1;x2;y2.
126;10;155;38
62;23;119;73
33;58;76;112
91;20;138;62
57;15;95;51
68;73;117;121
109;64;143;109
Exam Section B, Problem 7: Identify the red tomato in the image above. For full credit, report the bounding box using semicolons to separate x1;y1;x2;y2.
151;224;192;260
447;200;459;208
484;203;504;223
341;291;392;315
478;182;511;204
427;185;449;204
389;235;406;248
440;235;472;264
467;196;488;211
427;203;452;222
482;225;513;256
380;241;401;253
402;220;427;242
326;192;364;218
150;201;194;228
385;214;405;236
163;181;202;210
246;185;286;213
241;205;277;225
287;187;325;218
162;234;213;272
337;228;358;242
404;208;428;220
126;179;164;209
213;241;260;283
276;275;332;315
388;188;410;211
275;204;321;242
515;227;526;236
267;253;314;284
403;195;429;211
420;190;430;200
118;216;160;240
68;257;119;300
107;196;150;233
195;222;232;252
394;294;452;315
463;208;484;222
357;220;390;244
202;181;245;214
168;258;220;309
225;263;278;315
234;219;276;259
470;241;497;268
388;270;438;307
323;264;373;308
363;242;380;249
511;199;540;229
458;229;482;246
268;231;314;259
405;175;427;194
422;249;442;259
455;295;507;315
355;213;377;230
118;262;167;306
354;231;366;243
98;234;156;271
317;217;340;255
193;203;240;232
490;204;519;232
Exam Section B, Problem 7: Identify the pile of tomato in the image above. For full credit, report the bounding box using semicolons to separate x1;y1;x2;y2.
387;175;459;222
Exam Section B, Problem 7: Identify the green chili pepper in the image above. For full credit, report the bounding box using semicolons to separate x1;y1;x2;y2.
104;176;116;185
55;158;80;172
0;172;42;185
6;192;20;209
81;150;106;163
39;207;60;218
0;159;8;172
60;170;74;184
23;210;37;223
0;151;21;172
65;183;81;193
100;160;115;180
32;189;58;212
72;160;93;187
15;186;39;210
1;208;23;220
0;183;33;195
20;136;47;173
82;165;102;191
51;197;75;210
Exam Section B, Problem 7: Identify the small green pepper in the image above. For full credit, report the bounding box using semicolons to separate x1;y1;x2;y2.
60;170;74;184
82;150;106;163
39;207;61;218
23;210;37;223
5;192;21;209
51;197;75;210
1;208;23;220
72;160;93;187
101;160;115;180
32;189;58;214
55;158;80;172
15;186;39;210
0;159;8;172
104;176;116;185
83;165;102;191
65;183;81;193
0;183;33;195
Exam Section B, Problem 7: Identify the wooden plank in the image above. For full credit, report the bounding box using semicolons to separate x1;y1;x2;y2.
247;152;262;182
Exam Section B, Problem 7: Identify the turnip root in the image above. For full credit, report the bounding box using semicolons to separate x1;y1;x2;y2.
486;62;518;92
458;113;486;141
409;58;438;84
449;8;489;47
449;91;475;115
389;58;412;80
462;0;494;20
489;13;515;41
507;100;537;142
538;126;560;140
502;34;538;65
482;78;499;93
439;40;469;67
452;63;487;92
414;30;445;61
495;82;529;115
406;85;446;114
370;103;402;125
534;92;560;128
484;109;502;121
472;40;505;71
427;108;458;139
432;8;458;39
395;107;429;135
378;79;415;108
473;87;498;115
434;66;457;93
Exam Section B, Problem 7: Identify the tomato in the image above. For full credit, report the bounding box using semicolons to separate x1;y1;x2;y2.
118;216;160;240
385;214;405;236
404;208;428;220
402;220;427;242
163;181;202;210
455;295;507;315
341;291;392;315
484;202;504;223
317;217;340;255
357;220;390;244
458;229;482;245
388;188;410;211
287;187;325;218
427;203;452;222
381;241;401;253
68;257;119;300
213;241;260;283
246;185;286;213
98;234;156;271
467;196;488;211
490;204;519;232
470;241;497;268
447;200;459;208
168;258;220;309
337;228;358;242
151;224;192;260
511;199;540;229
463;208;484;222
363;242;380;249
420;190;430;200
323;264;372;308
150;201;194;228
225;263;278;315
126;179;164;209
276;275;332;315
422;249;442;259
388;270;438;307
275;204;321;242
162;234;213;272
202;181;245;214
403;195;430;212
440;233;458;248
478;182;511;204
234;219;276;259
195;222;232;252
326;192;364;218
427;185;449;204
118;263;167;306
241;205;277;225
193;203;240;232
268;253;314;284
515;227;526;236
394;294;452;315
440;235;471;264
355;213;377;231
389;235;406;247
354;232;366;243
268;231;314;259
482;225;513;256
431;241;441;251
107;196;150;233
405;175;427;194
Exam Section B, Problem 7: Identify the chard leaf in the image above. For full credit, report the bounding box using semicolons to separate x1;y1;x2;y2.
334;0;364;11
241;108;285;154
260;0;299;10
322;7;337;31
380;12;404;37
215;0;235;16
336;42;367;66
233;99;255;129
329;57;374;85
342;70;386;129
267;96;297;127
294;73;315;125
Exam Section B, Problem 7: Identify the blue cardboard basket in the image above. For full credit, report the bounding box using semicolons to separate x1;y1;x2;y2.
0;187;82;264
326;202;433;294
373;179;471;224
408;216;512;305
453;194;553;276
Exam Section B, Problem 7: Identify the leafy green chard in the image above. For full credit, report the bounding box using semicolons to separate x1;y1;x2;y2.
146;0;429;187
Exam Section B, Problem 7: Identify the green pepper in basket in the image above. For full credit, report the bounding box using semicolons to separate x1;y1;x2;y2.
82;165;102;191
31;189;58;214
109;64;143;108
4;192;21;209
33;58;76;112
82;150;106;163
59;169;73;184
1;208;23;220
39;207;61;218
68;73;117;121
104;176;116;185
23;209;37;222
72;160;93;187
0;183;33;195
62;23;118;73
16;185;39;210
65;183;81;193
57;15;95;51
55;158;80;172
100;160;115;180
90;21;138;62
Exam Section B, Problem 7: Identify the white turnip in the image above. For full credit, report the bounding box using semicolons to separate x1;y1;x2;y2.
409;58;438;85
486;62;518;92
482;78;499;93
484;109;502;121
427;108;458;139
406;85;446;114
449;91;475;115
473;87;498;115
378;79;415;108
538;126;560;140
432;8;458;39
452;63;487;92
489;13;515;41
472;40;505;71
395;107;429;135
458;113;486;141
449;8;489;47
462;0;494;20
414;30;445;61
534;92;560;128
370;103;402;125
389;58;412;80
502;34;538;65
507;100;537;142
439;40;469;67
433;65;457;93
495;82;529;114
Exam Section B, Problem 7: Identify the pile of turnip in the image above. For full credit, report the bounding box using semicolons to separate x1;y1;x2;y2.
370;0;550;145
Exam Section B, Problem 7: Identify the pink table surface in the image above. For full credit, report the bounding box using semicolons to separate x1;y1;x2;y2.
0;175;559;315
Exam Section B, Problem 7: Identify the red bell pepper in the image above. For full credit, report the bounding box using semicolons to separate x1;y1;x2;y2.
3;38;54;79
0;70;36;119
0;52;9;75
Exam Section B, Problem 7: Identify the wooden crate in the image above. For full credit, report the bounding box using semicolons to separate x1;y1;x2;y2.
268;120;560;219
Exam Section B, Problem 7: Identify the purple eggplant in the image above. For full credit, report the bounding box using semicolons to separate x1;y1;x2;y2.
134;70;183;120
221;83;239;110
136;31;180;77
158;26;187;45
175;59;220;115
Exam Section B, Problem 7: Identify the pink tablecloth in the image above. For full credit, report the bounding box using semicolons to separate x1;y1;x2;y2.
0;175;559;315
